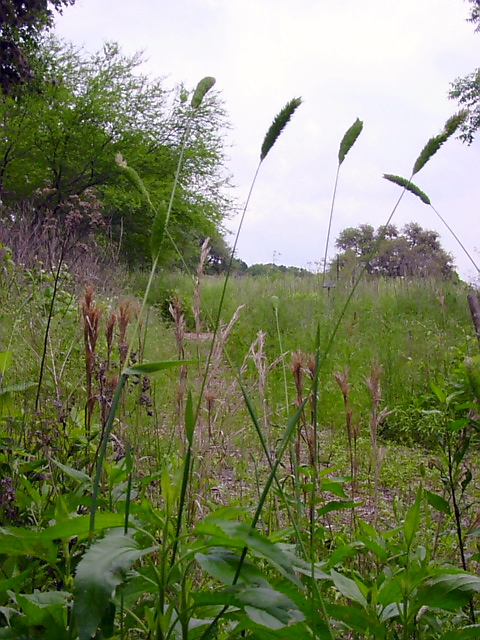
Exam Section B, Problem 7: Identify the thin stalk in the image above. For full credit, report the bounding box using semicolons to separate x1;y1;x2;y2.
193;162;262;424
35;248;66;410
89;373;127;533
320;188;406;364
447;437;476;623
430;204;480;274
322;164;340;286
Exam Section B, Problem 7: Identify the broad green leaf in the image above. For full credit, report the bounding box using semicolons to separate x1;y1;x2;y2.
124;360;196;375
0;528;56;563
320;478;349;499
326;603;379;635
277;544;330;580
0;513;128;564
379;602;401;622
235;586;304;629
403;486;422;548
36;512;126;541
16;591;69;628
195;520;302;587
417;573;480;612
449;418;470;433
317;500;357;516
52;459;92;486
74;529;156;640
430;381;446;404
441;625;480;639
0;565;36;593
357;535;388;562
331;570;368;607
195;547;270;586
425;490;451;516
377;572;404;606
0;351;12;374
357;519;378;539
327;542;360;568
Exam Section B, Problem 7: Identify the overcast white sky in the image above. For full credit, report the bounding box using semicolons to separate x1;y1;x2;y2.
55;0;480;279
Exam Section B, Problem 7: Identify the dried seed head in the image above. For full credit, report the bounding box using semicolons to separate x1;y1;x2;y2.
333;368;350;400
292;351;304;392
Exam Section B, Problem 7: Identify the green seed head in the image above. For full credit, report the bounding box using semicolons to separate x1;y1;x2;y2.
260;97;302;161
191;76;216;109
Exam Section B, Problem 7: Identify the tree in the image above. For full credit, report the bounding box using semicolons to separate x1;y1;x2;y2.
0;36;232;266
448;1;480;142
333;223;455;278
0;0;75;94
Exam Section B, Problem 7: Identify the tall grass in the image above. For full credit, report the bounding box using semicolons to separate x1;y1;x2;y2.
2;92;480;640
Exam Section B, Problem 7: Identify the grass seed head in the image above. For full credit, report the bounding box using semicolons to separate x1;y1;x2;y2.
338;118;363;165
383;174;431;205
260;97;302;161
191;76;216;109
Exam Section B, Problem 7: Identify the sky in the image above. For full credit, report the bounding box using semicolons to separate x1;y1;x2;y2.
55;0;480;280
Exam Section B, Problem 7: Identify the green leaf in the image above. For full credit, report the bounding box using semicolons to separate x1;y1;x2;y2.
73;529;156;640
16;591;69;628
441;625;480;639
0;351;12;375
52;459;92;486
36;512;127;541
124;360;196;375
195;520;302;587
326;603;378;635
185;390;195;446
0;513;128;566
425;490;451;516
191;76;216;108
331;570;368;607
430;381;446;404
357;535;388;562
320;478;349;499
417;573;480;612
0;528;56;563
317;500;357;516
383;174;431;204
403;485;422;548
338;118;363;165
195;547;270;586
0;565;36;593
235;586;304;629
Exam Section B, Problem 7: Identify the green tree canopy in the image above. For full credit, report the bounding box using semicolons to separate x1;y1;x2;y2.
334;222;455;279
449;0;480;142
0;0;75;94
0;36;232;266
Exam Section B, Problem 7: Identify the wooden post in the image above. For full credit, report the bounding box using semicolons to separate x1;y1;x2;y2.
467;292;480;350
